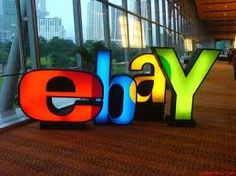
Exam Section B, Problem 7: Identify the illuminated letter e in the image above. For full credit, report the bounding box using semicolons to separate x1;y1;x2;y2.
19;70;103;123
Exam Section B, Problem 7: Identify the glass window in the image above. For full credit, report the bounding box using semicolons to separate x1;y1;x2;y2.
36;0;76;69
159;0;163;25
140;0;148;19
175;8;178;32
171;8;175;30
150;0;156;22
179;35;184;56
128;14;142;48
179;14;182;33
127;0;138;14
0;0;16;72
80;0;105;72
160;26;165;46
109;0;123;7
141;19;150;49
81;0;104;42
165;0;169;28
171;31;175;47
128;14;141;59
152;23;157;46
109;7;127;74
0;0;20;113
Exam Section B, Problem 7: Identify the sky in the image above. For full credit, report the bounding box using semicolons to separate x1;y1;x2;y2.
44;0;163;40
44;0;123;40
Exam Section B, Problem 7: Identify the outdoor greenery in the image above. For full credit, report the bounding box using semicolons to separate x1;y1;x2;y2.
38;37;77;68
37;37;128;73
0;36;138;89
0;41;12;72
76;40;107;72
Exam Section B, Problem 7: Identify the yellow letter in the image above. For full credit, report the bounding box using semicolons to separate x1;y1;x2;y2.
130;54;166;103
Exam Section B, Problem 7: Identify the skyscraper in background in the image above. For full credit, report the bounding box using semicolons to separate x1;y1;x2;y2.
141;0;149;47
0;0;16;43
110;8;122;43
35;0;48;18
0;0;65;42
38;18;65;40
141;0;148;18
86;0;104;41
0;0;3;15
36;0;65;40
0;0;4;30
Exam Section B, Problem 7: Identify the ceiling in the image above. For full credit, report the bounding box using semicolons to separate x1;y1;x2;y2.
195;0;236;40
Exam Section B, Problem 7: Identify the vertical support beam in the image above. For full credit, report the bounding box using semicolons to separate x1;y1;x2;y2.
167;1;171;46
73;0;83;68
172;5;176;47
122;0;130;73
155;0;160;46
26;0;41;69
0;0;27;112
147;0;152;47
0;36;21;112
15;0;26;72
162;0;167;46
102;0;111;48
136;0;143;51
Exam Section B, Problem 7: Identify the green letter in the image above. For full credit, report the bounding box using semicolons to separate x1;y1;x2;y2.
153;48;220;126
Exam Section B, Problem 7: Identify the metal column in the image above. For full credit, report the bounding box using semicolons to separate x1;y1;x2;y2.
26;0;41;69
0;0;27;112
73;0;83;69
102;0;111;48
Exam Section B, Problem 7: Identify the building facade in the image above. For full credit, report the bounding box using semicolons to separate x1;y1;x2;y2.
37;18;65;40
35;0;48;18
86;0;104;41
0;0;16;43
36;0;65;40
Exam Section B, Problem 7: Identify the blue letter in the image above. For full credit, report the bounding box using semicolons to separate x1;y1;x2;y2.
95;50;136;125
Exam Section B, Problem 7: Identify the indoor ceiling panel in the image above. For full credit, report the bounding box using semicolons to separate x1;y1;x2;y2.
195;0;236;40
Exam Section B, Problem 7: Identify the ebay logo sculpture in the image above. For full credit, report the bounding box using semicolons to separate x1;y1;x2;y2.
19;48;220;127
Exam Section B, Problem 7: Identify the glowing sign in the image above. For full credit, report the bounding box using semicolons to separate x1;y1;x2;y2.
153;48;220;126
95;50;136;125
19;70;103;122
19;48;220;127
130;54;166;103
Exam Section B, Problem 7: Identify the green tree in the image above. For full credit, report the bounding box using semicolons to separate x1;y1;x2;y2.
76;40;106;72
39;36;49;57
47;37;76;68
0;42;12;72
110;41;123;63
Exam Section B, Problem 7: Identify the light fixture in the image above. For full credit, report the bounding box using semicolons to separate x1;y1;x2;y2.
119;16;128;48
184;38;193;52
234;35;236;48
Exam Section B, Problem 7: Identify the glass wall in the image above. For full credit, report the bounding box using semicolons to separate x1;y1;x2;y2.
109;6;127;74
0;0;206;117
33;0;202;72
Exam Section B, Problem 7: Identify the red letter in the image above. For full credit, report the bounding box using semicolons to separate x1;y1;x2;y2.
19;70;103;123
